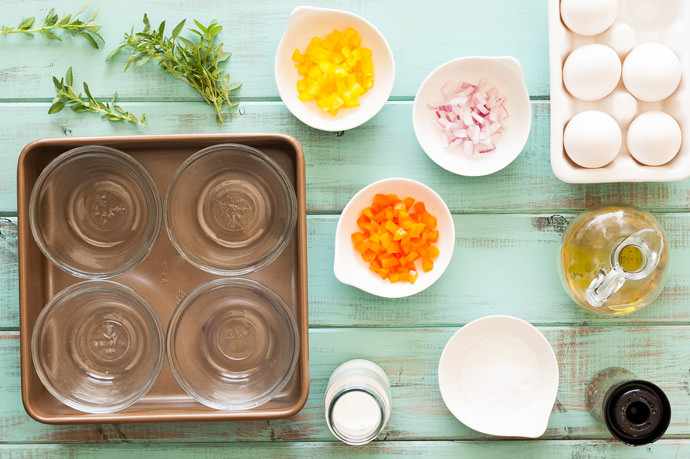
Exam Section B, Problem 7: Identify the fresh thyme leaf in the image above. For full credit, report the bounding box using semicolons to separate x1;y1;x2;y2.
0;1;104;48
107;15;241;125
50;67;146;127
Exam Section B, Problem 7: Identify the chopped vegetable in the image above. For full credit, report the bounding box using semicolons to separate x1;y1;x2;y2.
351;193;440;284
292;28;373;116
429;78;508;155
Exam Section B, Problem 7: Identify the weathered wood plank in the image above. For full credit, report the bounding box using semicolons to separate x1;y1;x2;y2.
306;213;690;327
0;0;549;101
5;213;690;329
1;327;689;443
0;218;18;329
2;102;690;215
0;441;687;459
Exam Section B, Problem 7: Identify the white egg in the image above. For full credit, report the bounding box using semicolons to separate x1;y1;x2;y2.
564;111;622;168
561;0;618;36
627;111;682;166
563;44;621;101
622;43;682;102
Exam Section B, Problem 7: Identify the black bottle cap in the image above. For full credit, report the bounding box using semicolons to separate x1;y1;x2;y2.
603;380;671;446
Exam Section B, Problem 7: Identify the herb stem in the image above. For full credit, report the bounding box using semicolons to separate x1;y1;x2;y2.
0;2;103;48
107;15;240;124
50;67;146;127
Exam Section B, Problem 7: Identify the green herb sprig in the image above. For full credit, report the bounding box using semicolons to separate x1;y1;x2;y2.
50;67;146;127
107;15;241;125
0;2;103;48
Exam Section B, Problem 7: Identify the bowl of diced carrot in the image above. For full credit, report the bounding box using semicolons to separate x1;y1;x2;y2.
274;6;395;132
334;178;455;298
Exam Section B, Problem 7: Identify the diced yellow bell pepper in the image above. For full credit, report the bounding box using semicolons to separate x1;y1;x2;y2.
292;27;374;116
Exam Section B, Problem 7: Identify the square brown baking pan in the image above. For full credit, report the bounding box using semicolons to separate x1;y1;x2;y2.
17;133;309;424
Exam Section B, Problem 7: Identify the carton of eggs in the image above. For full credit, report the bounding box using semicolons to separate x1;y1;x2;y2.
548;0;688;183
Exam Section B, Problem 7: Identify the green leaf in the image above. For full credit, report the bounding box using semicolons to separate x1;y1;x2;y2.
85;21;102;32
193;19;207;33
52;76;62;91
80;32;100;48
106;47;121;62
19;16;35;29
46;13;59;27
57;14;71;26
42;31;62;41
48;100;66;114
135;55;153;66
82;81;93;100
75;1;89;17
124;55;136;72
171;19;186;39
65;67;73;86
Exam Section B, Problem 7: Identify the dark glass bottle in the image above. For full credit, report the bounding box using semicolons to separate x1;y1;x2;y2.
586;367;671;446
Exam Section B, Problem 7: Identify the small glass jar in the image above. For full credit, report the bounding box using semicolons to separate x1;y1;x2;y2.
324;359;392;445
586;367;671;445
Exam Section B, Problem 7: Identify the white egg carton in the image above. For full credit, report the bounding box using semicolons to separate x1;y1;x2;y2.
548;0;690;183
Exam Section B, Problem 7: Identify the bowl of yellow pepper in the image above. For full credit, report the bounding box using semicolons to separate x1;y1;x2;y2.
275;6;395;132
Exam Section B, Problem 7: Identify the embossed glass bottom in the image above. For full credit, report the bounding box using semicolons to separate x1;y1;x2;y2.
165;143;297;276
167;278;299;411
31;281;165;413
29;145;161;279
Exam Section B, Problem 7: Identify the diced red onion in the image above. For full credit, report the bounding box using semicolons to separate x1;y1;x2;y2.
429;78;508;156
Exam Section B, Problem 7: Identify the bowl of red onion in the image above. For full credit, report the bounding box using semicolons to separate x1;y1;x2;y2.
412;56;531;176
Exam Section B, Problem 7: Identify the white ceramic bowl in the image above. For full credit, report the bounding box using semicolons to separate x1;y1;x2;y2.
413;56;532;176
275;6;395;132
334;178;455;298
438;315;559;438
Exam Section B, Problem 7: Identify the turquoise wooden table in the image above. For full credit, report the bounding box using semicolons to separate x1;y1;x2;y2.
1;0;690;457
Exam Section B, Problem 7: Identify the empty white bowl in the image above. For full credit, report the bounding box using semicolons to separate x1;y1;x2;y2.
413;56;531;176
334;178;455;298
274;6;395;132
438;315;559;438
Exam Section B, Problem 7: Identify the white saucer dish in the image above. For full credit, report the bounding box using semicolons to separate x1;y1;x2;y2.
548;0;690;183
333;177;455;298
438;315;559;438
412;56;531;176
274;6;395;132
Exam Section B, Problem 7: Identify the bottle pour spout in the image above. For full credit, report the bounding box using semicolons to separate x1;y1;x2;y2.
585;229;664;308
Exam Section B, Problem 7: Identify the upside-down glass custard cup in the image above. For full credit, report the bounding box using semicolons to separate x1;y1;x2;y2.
29;145;162;279
167;278;300;411
30;281;165;413
165;143;297;276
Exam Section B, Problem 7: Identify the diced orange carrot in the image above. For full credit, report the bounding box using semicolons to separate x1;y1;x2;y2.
351;232;366;244
351;192;441;284
381;256;399;269
384;220;399;234
422;258;434;272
